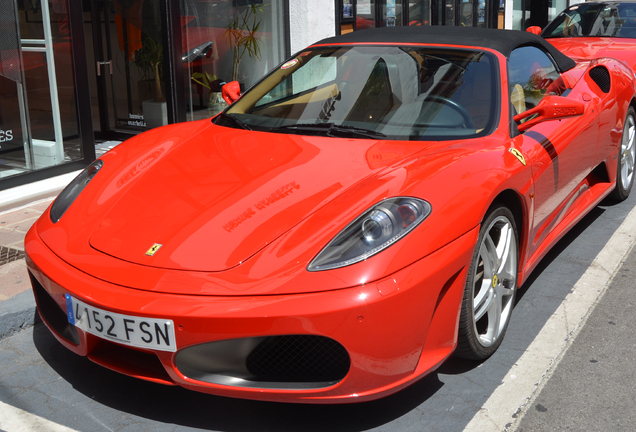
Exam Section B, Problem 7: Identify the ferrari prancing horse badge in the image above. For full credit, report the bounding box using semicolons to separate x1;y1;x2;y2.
509;148;526;166
145;243;162;256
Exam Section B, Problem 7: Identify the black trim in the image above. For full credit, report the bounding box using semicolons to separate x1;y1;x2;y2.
284;0;292;56
402;0;409;26
162;0;186;124
431;1;439;25
89;1;109;137
69;0;95;163
491;0;501;28
335;0;342;35
454;0;460;25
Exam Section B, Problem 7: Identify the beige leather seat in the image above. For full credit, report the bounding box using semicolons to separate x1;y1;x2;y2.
510;84;526;115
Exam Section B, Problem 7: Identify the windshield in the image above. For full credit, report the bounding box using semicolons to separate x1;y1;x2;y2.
543;3;636;38
218;46;499;141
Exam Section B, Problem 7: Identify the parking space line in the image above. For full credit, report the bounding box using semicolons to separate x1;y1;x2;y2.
464;206;636;432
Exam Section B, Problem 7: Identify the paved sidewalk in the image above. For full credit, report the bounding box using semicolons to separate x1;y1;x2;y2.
0;198;51;339
515;243;636;431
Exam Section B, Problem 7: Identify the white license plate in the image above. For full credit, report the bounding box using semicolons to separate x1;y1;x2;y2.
65;294;176;352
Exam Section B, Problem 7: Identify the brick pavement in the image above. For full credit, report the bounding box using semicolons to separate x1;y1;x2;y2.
0;198;51;303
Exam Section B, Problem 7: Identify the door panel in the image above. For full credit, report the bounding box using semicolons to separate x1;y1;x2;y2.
520;114;598;252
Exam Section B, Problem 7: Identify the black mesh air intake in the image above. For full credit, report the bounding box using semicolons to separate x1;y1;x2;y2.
589;66;611;93
246;335;350;383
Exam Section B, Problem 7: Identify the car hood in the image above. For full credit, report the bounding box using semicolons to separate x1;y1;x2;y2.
88;122;423;272
547;37;636;69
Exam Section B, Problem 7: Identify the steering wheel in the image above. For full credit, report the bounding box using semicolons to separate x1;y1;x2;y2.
423;95;475;129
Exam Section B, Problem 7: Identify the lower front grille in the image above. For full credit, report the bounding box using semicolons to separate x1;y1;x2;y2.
246;335;350;383
175;335;351;390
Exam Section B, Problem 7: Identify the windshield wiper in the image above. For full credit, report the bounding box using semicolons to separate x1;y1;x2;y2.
216;113;252;130
329;124;388;138
273;123;387;139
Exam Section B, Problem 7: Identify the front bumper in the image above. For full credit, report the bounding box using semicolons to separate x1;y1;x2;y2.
25;225;477;403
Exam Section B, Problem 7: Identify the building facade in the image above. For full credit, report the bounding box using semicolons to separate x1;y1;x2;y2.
0;0;580;192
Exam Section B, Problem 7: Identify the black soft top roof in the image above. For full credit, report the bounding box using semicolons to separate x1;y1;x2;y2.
313;26;576;73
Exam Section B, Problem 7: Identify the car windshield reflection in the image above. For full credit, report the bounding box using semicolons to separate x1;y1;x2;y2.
218;46;499;141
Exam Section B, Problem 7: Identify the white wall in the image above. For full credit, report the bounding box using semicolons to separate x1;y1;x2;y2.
289;0;336;54
505;0;514;29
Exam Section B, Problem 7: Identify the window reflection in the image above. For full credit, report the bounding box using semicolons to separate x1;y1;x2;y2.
460;0;473;27
382;0;403;27
181;0;286;121
408;1;431;26
357;0;376;30
0;0;82;179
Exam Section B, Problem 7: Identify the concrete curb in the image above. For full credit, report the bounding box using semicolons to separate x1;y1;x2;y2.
0;290;37;341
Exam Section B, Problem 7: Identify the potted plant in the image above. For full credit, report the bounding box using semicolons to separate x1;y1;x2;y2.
191;71;227;115
134;35;167;128
224;3;265;83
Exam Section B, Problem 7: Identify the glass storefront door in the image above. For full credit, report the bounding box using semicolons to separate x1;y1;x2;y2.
0;0;86;180
85;0;169;141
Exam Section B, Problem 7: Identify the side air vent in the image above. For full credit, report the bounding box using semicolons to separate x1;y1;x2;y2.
175;335;351;389
589;66;611;93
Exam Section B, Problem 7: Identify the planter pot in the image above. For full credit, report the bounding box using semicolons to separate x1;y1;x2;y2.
138;80;166;110
207;91;227;116
142;100;168;129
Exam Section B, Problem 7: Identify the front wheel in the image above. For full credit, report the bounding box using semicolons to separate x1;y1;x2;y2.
611;107;636;201
455;206;518;360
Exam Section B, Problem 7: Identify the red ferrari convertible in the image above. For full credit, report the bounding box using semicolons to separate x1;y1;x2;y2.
26;26;636;403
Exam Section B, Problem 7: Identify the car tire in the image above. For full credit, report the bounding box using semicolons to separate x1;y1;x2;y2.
455;205;518;360
611;107;636;202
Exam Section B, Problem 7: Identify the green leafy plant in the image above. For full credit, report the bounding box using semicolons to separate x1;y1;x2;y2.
133;35;165;102
191;71;218;91
224;4;265;82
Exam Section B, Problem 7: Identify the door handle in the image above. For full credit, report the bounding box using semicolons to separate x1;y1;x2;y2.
96;60;113;76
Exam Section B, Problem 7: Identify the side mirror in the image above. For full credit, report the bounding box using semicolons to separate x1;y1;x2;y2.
222;81;241;105
526;26;542;35
514;95;585;132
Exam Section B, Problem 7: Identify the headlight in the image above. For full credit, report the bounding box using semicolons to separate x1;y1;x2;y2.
308;197;431;271
50;160;104;223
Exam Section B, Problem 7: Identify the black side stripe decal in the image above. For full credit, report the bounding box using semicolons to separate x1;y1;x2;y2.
526;130;559;191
